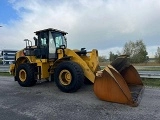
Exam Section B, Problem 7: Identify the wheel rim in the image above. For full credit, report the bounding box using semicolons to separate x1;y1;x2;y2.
59;70;72;85
19;69;27;82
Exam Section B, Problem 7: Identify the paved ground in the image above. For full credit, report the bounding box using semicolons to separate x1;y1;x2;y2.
0;76;160;120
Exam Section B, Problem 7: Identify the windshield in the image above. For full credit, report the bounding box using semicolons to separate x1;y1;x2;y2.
51;32;67;48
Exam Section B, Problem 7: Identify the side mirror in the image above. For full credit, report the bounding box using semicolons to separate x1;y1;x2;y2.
33;37;37;41
33;37;38;46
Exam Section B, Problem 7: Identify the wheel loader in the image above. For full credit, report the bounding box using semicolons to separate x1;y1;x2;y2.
9;28;144;106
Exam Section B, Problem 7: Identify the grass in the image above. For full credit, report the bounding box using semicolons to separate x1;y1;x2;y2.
135;66;160;71
0;72;11;76
132;62;160;66
142;78;160;87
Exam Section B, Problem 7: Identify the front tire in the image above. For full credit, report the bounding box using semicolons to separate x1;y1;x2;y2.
16;63;36;87
54;61;84;93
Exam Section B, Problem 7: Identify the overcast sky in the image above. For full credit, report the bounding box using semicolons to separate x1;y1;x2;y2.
0;0;160;58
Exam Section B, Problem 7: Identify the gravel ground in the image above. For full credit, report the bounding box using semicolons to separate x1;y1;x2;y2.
0;76;160;120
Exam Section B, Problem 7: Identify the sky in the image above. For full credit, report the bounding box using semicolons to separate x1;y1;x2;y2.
0;0;160;58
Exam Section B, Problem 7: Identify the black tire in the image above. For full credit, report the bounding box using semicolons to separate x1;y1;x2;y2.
54;61;84;93
50;74;54;82
16;63;36;87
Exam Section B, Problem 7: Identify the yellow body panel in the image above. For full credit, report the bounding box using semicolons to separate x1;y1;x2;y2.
10;53;50;79
15;49;25;60
9;64;15;75
37;62;50;79
26;56;50;79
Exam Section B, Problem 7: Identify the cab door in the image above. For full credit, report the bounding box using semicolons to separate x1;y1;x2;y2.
49;31;57;59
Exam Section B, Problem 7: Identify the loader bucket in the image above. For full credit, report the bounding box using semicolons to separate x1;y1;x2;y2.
94;56;144;107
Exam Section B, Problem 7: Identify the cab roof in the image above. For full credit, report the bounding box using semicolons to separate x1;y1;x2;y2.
34;28;68;35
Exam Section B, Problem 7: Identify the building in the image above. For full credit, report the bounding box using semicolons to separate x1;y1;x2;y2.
0;49;17;65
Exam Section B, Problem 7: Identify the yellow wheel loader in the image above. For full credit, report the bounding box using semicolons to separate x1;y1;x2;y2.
9;28;144;106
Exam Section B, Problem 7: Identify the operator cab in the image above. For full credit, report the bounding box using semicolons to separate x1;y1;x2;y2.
33;28;67;59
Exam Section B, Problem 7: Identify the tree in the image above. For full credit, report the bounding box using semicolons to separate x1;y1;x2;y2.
123;40;148;63
99;55;107;62
155;47;160;63
109;52;118;62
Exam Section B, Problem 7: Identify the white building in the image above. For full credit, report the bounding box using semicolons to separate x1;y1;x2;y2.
0;49;17;65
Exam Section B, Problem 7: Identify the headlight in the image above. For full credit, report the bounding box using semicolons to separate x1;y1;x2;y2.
23;50;26;55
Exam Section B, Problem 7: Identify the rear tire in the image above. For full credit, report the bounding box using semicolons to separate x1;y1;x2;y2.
54;61;84;93
16;63;36;87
